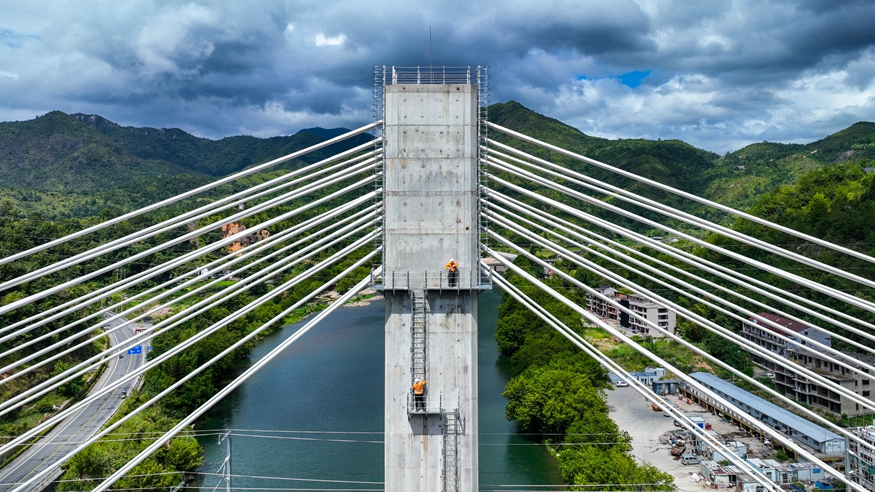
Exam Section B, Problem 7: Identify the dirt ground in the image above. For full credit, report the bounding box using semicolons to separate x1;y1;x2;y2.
607;386;771;491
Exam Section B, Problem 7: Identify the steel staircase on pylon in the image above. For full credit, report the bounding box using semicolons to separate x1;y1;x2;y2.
411;289;427;388
442;408;461;492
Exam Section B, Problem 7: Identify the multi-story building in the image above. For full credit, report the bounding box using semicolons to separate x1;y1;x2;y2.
741;313;831;366
586;286;619;321
776;348;875;416
741;312;875;416
850;426;875;492
626;294;676;336
586;287;676;336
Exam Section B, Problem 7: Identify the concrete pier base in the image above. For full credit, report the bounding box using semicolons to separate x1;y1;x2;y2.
384;291;478;492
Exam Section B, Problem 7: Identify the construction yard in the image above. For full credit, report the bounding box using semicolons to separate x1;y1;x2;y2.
607;385;774;491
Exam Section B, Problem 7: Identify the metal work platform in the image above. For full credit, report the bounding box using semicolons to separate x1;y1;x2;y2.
371;269;492;291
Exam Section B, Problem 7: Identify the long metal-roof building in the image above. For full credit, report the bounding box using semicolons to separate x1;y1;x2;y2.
688;372;845;456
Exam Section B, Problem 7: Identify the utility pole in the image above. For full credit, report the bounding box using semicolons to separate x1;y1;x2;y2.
218;431;231;492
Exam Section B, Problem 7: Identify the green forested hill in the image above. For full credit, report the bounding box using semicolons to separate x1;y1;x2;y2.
489;102;875;212
2;105;874;219
71;113;362;177
701;122;875;209
0;111;371;193
489;101;721;200
0;112;196;192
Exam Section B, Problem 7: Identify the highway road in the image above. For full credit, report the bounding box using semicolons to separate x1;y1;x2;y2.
0;314;149;492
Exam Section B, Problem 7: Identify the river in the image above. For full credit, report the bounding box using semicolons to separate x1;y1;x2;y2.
195;288;563;490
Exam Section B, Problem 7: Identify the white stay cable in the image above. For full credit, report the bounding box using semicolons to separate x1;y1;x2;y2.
0;145;380;298
487;204;875;377
486;188;875;343
0;148;380;332
0;121;380;267
486;122;875;267
487;241;875;453
486;220;875;413
487;154;875;300
0;159;379;317
0;186;378;377
9;253;379;492
0;212;378;392
0;232;378;451
487;171;875;314
0;205;379;369
0;158;375;320
488;271;781;492
0;189;371;350
485;148;875;295
0;191;378;345
488;195;875;358
487;215;875;452
0;217;379;396
0;225;378;417
485;249;865;492
0;229;377;426
494;197;875;357
488;207;875;453
88;274;374;492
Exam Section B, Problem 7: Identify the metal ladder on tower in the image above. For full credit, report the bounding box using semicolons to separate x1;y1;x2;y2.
410;289;427;394
442;408;461;492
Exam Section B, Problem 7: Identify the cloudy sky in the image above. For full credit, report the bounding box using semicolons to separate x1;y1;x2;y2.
1;0;874;154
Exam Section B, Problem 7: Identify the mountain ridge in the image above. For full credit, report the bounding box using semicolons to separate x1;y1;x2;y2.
0;111;371;192
1;106;872;216
489;101;874;211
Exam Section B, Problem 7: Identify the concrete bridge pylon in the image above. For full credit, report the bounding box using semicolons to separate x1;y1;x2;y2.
377;66;488;492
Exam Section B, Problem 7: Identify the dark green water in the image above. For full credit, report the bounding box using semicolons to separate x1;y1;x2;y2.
195;289;562;490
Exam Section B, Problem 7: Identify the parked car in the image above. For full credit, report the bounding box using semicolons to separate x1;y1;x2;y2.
681;454;701;465
615;380;629;387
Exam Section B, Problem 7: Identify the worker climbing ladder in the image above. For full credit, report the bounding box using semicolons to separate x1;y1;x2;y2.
410;290;427;411
442;408;461;492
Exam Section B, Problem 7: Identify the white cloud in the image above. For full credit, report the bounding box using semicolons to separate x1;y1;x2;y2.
134;4;219;78
313;33;346;47
0;0;874;154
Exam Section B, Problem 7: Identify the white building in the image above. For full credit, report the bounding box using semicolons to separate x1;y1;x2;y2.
627;293;676;336
741;312;831;362
586;287;676;336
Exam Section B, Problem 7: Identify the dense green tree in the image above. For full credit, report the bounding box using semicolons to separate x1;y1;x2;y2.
559;446;674;491
504;366;605;434
51;361;86;397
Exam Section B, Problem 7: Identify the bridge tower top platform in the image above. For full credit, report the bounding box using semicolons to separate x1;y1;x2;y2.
374;66;490;291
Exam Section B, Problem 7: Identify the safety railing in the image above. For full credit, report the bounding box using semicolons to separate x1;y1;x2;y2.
388;66;473;85
372;268;492;291
408;392;442;416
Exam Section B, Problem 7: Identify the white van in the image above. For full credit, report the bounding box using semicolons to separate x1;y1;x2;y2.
681;454;701;465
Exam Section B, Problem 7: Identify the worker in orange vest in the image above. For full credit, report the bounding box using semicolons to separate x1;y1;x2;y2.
445;258;458;287
412;378;427;411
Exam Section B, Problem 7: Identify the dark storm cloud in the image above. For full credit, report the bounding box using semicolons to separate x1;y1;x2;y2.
0;0;874;152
